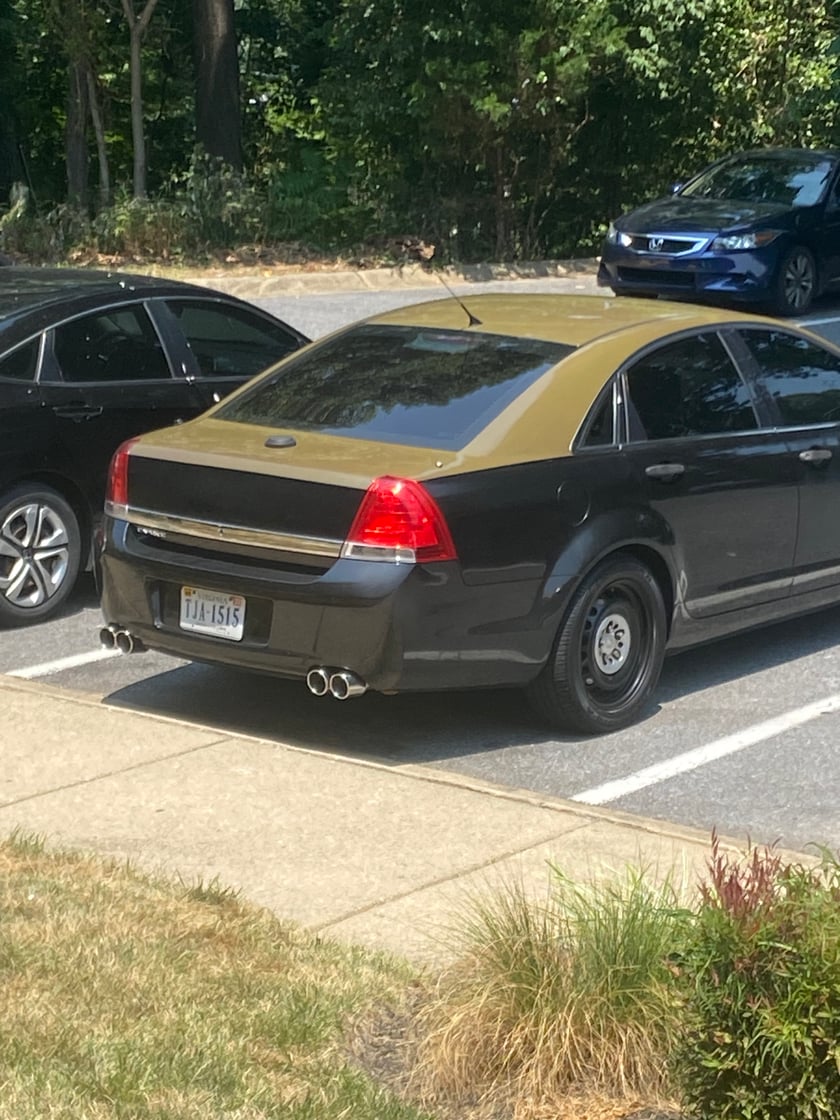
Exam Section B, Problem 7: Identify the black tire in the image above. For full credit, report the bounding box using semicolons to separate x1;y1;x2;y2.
0;483;82;627
526;553;667;735
772;245;816;316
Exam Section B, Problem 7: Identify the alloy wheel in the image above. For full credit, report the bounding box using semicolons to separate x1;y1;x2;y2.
781;249;815;313
0;499;72;609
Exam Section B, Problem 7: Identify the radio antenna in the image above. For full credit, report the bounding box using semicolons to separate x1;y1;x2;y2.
432;267;483;327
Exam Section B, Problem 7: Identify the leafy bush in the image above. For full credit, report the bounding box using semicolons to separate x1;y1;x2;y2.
260;145;381;251
674;834;840;1120
0;194;92;261
92;192;192;260
172;149;266;248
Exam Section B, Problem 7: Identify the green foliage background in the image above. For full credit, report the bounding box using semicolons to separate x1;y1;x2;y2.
3;0;840;260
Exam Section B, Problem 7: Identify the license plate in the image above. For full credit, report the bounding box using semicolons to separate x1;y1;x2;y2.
179;586;246;641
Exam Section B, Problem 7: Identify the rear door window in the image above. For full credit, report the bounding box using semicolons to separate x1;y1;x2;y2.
53;305;171;383
625;332;758;440
217;324;573;450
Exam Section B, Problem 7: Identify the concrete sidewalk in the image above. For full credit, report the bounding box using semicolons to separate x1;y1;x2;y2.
0;674;721;963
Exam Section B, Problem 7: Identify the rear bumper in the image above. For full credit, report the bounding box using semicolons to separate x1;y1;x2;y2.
99;517;557;693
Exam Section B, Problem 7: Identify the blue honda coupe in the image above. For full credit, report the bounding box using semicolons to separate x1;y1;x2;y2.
597;148;840;315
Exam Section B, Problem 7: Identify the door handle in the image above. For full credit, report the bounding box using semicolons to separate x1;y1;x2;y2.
799;447;832;464
51;405;104;421
645;462;686;481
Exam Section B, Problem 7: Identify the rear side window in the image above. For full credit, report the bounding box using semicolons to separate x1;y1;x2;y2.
626;332;757;440
217;324;573;450
0;337;39;381
739;328;840;425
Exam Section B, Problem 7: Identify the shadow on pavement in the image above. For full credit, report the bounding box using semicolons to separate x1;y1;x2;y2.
101;601;840;770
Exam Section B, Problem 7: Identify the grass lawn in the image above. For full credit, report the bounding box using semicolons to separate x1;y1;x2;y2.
0;830;431;1120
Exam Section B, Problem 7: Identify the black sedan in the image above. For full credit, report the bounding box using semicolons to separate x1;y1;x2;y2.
598;148;840;315
0;268;307;626
99;293;840;735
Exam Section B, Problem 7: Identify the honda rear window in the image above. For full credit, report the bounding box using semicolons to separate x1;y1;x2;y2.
216;324;572;450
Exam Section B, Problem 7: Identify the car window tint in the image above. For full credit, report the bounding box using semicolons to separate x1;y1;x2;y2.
626;333;757;440
217;324;573;450
579;387;614;447
166;300;299;378
739;329;840;425
0;337;39;381
54;305;170;383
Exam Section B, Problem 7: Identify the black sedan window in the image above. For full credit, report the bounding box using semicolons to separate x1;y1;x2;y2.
165;300;300;378
0;337;38;382
217;324;572;450
739;329;840;425
681;153;835;207
54;305;170;383
626;333;757;440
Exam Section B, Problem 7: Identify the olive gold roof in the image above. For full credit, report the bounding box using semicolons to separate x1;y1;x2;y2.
130;294;799;488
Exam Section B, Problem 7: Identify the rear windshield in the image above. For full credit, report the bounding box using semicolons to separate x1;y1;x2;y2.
216;323;573;450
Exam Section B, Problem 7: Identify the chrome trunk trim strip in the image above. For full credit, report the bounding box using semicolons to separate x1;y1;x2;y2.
120;506;343;558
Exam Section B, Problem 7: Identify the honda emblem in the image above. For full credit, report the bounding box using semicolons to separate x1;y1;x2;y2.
648;236;665;252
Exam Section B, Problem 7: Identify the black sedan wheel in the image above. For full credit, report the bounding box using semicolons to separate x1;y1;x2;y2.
0;484;81;626
527;554;667;735
773;245;816;315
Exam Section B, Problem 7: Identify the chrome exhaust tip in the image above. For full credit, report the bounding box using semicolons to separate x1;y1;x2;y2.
328;670;367;700
306;667;331;697
99;625;118;650
114;629;146;655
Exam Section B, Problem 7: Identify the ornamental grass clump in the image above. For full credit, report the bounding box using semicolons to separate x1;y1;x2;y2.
415;864;689;1115
674;832;840;1120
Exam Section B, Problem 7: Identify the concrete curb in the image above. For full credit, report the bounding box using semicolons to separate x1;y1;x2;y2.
184;257;600;298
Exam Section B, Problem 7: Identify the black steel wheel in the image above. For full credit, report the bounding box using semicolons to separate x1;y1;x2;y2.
773;245;816;315
527;553;667;735
0;483;81;626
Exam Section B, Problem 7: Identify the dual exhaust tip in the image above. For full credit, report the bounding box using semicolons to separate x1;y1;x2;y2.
306;667;367;701
100;624;145;655
100;627;363;701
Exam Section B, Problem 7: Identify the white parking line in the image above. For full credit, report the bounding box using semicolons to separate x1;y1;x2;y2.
572;692;840;805
8;648;120;680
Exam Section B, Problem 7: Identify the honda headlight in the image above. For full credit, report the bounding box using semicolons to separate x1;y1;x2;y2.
711;230;782;251
606;222;632;247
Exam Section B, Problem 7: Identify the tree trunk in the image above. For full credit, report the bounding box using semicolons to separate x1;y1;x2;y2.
121;0;160;199
65;57;88;208
193;0;243;169
86;67;111;209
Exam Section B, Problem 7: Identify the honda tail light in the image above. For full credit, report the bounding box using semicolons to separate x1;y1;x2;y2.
341;476;457;564
104;438;139;516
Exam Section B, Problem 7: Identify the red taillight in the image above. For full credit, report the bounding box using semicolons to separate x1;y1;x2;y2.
341;476;457;563
105;438;139;512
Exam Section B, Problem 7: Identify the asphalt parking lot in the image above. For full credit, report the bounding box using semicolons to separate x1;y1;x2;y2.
4;273;840;859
